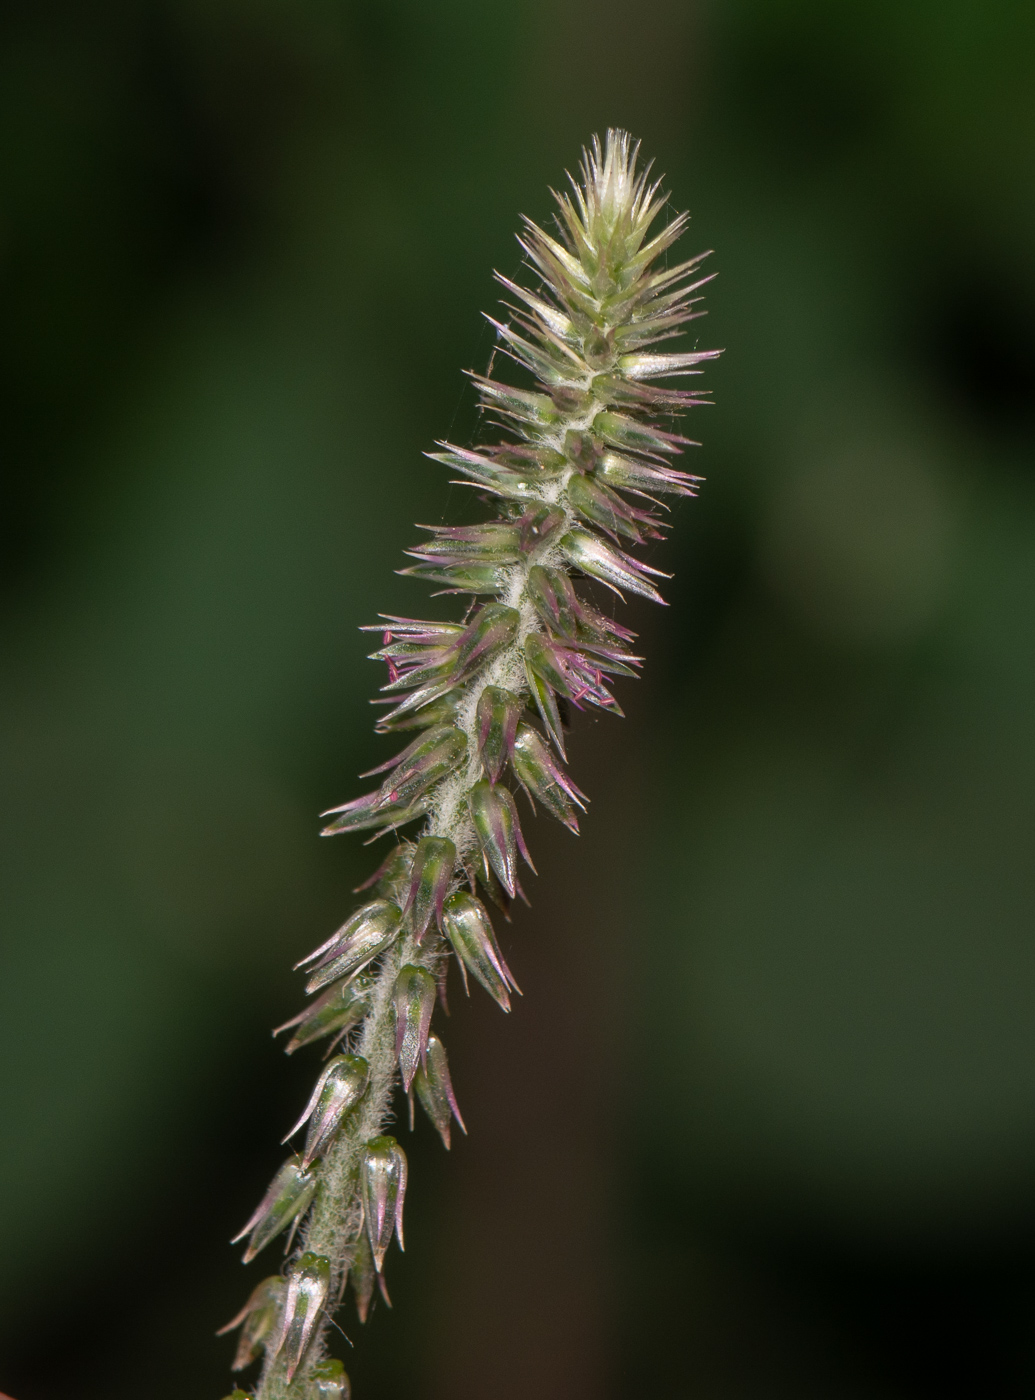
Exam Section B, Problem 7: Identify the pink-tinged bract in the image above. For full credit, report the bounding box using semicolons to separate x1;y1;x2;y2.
475;685;523;784
301;901;403;994
511;722;587;834
274;1252;331;1382
360;1136;408;1272
414;1034;466;1149
403;836;456;940
232;1159;318;1264
441;892;519;1011
216;1275;285;1372
393;964;436;1091
283;1054;370;1168
274;978;371;1056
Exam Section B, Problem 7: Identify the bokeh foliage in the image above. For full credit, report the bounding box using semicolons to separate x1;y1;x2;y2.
1;1;1034;1397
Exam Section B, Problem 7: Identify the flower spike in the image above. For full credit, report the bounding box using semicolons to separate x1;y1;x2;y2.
223;131;718;1400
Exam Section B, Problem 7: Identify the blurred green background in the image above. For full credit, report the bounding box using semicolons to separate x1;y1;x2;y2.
2;1;1035;1396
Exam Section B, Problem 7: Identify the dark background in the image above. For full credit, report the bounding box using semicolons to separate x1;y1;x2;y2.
2;1;1035;1397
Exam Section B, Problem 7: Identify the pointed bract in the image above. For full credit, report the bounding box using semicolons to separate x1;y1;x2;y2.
469;781;534;898
398;560;505;594
525;633;626;715
414;1034;466;1149
469;780;519;897
350;1230;377;1324
404;522;522;567
567;470;662;543
301;901;403;995
319;788;429;837
274;977;371;1055
511;723;587;833
374;688;461;734
525;656;566;757
527;564;581;639
475;684;523;784
361;729;443;778
442;892;518;1011
232;1159;317;1263
273;1251;331;1382
217;1276;284;1372
403;836;457;940
373;726;467;810
393;964;436;1091
360;1136;408;1271
284;1054;370;1167
356;842;415;898
450;603;521;674
559;527;669;604
524;633;572;699
295;902;398;973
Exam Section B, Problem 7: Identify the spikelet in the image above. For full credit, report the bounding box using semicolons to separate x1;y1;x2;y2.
226;130;719;1400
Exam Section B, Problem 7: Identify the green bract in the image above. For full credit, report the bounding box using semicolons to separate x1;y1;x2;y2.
275;1253;330;1383
284;1054;370;1169
217;1277;285;1374
225;130;718;1400
413;1034;466;1150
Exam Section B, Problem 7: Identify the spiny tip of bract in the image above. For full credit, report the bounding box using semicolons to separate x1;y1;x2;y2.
579;128;653;227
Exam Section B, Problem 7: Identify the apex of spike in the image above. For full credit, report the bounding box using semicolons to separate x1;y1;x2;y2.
579;128;650;225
